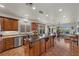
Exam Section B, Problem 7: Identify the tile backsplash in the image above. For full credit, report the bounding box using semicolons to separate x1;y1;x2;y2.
1;31;19;36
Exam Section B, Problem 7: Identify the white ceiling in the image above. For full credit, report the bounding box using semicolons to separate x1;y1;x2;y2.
0;3;79;25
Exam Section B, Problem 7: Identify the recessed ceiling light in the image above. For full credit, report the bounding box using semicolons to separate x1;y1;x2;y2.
0;4;5;8
24;14;29;18
24;19;29;22
63;16;66;18
59;9;63;12
32;6;36;10
46;14;48;17
38;18;40;19
25;14;29;16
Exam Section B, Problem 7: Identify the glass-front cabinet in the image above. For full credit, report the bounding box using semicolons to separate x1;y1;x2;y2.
38;24;45;36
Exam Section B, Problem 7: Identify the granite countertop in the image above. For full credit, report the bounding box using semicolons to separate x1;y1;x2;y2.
2;34;26;39
2;33;56;42
1;31;28;39
28;34;56;43
63;34;75;36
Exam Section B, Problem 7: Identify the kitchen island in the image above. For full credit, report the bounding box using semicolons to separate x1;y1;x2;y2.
24;34;55;56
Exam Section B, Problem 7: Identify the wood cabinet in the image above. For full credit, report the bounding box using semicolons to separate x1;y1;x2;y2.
50;36;54;47
29;42;35;56
40;39;45;55
34;40;40;56
0;16;18;31
3;18;11;31
32;22;38;31
24;41;30;56
11;19;18;31
45;37;50;51
0;18;3;31
0;40;3;52
0;37;3;52
4;37;14;50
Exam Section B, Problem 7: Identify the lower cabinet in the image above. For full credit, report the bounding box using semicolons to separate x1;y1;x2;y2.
50;36;54;47
29;40;41;56
0;35;54;55
4;37;14;50
29;42;35;56
34;40;40;56
49;38;51;48
0;37;3;52
45;37;50;51
24;41;30;56
40;39;45;55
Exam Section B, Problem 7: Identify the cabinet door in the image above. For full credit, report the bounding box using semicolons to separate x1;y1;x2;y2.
40;39;45;55
48;38;51;48
24;41;29;56
29;43;35;56
50;37;54;47
34;40;40;56
0;18;4;31
0;17;3;31
1;17;18;31
4;37;14;50
46;38;50;51
3;18;11;31
11;20;18;31
32;22;38;31
0;37;3;52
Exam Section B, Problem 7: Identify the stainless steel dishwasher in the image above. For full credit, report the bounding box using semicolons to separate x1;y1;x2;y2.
18;36;23;46
14;37;19;47
14;36;23;47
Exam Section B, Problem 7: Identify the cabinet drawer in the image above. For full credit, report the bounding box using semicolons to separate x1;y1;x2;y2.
5;41;13;43
5;42;13;45
4;37;14;50
5;45;13;50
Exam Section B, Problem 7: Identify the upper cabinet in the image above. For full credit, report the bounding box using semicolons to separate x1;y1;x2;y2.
0;16;18;31
32;22;38;31
11;19;18;31
3;18;12;31
0;17;3;31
